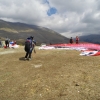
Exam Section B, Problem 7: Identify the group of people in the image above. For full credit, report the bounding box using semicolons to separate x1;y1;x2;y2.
5;37;17;48
69;36;79;44
4;36;36;61
4;35;79;61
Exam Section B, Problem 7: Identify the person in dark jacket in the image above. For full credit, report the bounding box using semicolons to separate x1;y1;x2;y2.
69;37;73;44
24;36;36;60
5;37;10;48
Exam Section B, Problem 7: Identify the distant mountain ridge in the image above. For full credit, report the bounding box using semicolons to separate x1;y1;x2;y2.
0;19;99;45
79;34;100;44
0;19;69;45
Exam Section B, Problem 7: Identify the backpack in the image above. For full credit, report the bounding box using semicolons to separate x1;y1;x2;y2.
24;39;32;52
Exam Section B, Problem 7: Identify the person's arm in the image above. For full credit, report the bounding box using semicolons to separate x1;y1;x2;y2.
34;48;36;53
33;43;36;53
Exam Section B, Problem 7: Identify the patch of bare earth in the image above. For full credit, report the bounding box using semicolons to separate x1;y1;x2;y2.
0;46;100;100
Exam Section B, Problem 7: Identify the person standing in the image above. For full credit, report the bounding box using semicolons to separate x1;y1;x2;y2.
69;37;73;44
24;36;36;60
5;37;10;48
76;36;79;44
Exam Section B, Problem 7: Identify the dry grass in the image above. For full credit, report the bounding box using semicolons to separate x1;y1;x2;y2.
0;46;100;100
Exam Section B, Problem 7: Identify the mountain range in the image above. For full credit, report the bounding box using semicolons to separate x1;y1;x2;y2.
79;34;100;44
0;19;100;45
0;19;69;45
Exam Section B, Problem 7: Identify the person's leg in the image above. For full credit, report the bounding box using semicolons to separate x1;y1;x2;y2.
8;42;9;47
5;41;7;47
28;48;33;59
28;52;32;59
25;48;30;59
6;43;7;47
6;41;8;47
28;50;33;60
25;52;29;58
77;40;79;44
76;40;78;44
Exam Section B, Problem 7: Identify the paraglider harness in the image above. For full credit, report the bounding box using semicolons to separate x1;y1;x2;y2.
24;38;33;53
24;36;36;53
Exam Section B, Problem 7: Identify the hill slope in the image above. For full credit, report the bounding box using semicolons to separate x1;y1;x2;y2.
0;19;69;44
79;34;100;44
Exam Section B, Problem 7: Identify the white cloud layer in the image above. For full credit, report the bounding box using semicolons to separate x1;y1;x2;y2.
0;0;100;38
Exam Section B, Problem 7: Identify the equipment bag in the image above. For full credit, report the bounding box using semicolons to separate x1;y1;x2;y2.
24;40;31;52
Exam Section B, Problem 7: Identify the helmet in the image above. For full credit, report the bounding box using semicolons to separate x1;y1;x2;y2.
30;36;34;39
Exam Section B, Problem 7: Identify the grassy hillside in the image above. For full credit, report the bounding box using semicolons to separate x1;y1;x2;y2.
0;47;100;100
0;19;69;45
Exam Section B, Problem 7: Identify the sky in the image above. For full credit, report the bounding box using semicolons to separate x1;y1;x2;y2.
0;0;100;38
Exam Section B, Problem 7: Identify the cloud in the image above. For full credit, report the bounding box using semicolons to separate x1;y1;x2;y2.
0;0;49;23
0;0;100;38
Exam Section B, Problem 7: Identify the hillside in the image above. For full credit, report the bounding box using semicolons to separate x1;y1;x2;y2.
0;19;69;45
79;34;100;44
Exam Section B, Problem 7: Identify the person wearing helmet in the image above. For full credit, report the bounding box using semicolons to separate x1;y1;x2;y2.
24;36;36;60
